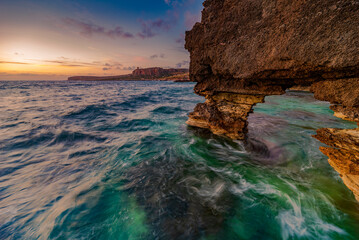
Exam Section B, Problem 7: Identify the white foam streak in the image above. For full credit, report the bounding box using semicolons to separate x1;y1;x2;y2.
277;194;347;240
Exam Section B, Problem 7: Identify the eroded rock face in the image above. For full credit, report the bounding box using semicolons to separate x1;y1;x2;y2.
310;79;359;199
185;0;359;199
314;128;359;200
311;78;359;121
186;0;359;88
185;0;359;139
187;93;264;139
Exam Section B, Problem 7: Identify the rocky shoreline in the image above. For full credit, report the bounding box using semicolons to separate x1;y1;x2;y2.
185;0;359;200
68;67;191;82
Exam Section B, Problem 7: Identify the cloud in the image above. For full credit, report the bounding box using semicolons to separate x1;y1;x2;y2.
63;18;134;39
103;62;123;69
27;58;99;67
2;57;128;72
122;66;137;71
176;60;189;68
22;58;125;69
150;54;165;59
0;61;30;65
137;10;179;39
1;58;100;67
138;19;168;38
38;60;88;67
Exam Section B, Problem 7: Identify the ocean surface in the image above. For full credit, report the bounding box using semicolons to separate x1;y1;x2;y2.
0;80;358;240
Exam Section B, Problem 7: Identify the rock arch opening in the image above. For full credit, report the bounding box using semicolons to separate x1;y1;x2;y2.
187;85;359;199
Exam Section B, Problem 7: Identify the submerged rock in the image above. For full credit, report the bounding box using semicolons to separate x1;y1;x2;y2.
122;157;234;239
185;0;359;199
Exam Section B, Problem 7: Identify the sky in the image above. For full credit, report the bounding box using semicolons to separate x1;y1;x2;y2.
0;0;203;80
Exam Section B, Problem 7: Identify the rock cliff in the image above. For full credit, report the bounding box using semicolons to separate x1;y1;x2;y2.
185;0;359;199
132;67;188;78
68;67;189;81
314;128;359;200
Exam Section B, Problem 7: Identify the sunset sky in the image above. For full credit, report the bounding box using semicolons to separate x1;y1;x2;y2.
0;0;203;80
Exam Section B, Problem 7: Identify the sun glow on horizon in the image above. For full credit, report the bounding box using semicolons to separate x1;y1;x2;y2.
0;0;203;80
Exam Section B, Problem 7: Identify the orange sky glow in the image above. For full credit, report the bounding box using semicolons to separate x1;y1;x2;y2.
0;0;202;80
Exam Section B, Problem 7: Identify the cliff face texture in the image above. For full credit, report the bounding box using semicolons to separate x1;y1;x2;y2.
314;128;359;200
132;67;188;78
185;0;359;199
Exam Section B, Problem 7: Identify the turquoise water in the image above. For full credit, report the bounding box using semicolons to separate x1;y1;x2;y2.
0;81;358;240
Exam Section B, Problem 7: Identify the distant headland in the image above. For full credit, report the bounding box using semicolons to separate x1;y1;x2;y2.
68;67;191;82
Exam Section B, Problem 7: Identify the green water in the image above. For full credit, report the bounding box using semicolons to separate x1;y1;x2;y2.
0;81;358;239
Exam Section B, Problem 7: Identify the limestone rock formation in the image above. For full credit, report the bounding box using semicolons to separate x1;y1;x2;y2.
187;93;264;139
186;0;359;87
311;79;359;121
186;0;359;139
314;128;359;200
185;0;359;139
185;0;359;199
311;79;359;199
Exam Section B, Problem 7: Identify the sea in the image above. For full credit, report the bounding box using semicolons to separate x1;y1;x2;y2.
0;80;358;239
